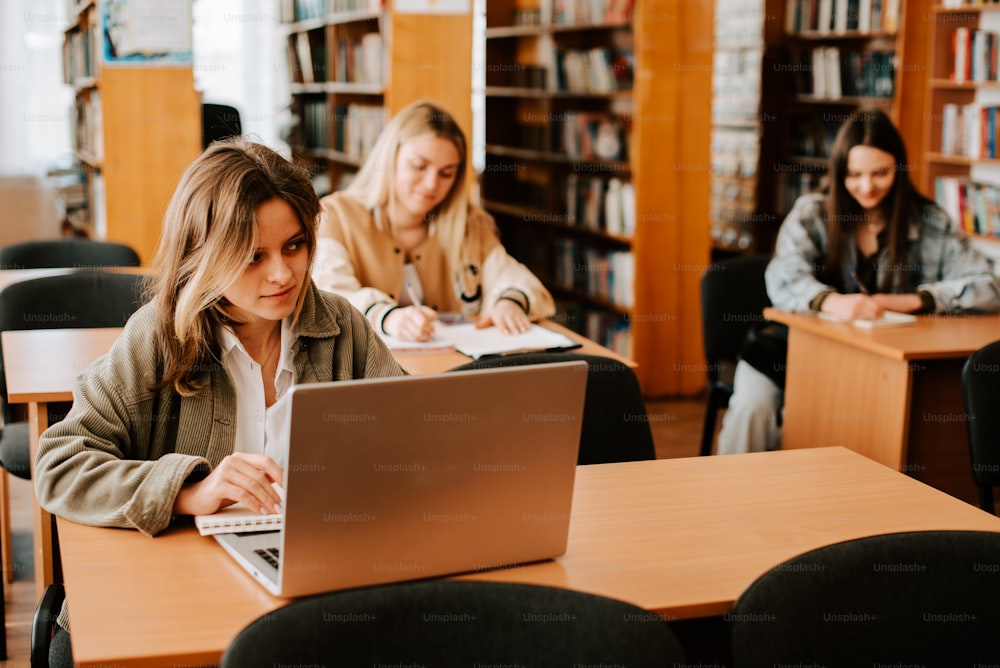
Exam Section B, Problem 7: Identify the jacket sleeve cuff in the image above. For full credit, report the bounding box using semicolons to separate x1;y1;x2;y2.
497;288;530;314
917;290;937;314
809;290;836;312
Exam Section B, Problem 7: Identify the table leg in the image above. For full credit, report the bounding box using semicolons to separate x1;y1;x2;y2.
0;468;10;587
28;402;53;602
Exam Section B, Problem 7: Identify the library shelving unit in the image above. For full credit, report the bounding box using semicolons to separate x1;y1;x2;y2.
481;0;713;396
62;0;202;263
709;0;784;255
281;0;472;195
776;0;930;221
923;1;1000;252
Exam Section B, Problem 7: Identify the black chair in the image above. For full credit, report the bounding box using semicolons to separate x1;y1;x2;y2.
729;530;1000;668
0;272;147;665
449;352;656;464
962;340;1000;514
698;254;772;456
0;238;140;270
222;580;685;667
202;103;242;148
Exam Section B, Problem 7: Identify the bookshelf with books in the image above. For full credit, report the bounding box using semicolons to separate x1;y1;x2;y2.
776;0;930;222
281;0;473;196
924;2;1000;250
62;0;201;263
709;0;785;255
482;0;713;396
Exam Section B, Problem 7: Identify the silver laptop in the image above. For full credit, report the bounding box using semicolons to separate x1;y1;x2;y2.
214;360;588;597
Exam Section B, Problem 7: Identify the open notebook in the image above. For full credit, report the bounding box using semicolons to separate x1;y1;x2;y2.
379;322;580;358
818;311;917;329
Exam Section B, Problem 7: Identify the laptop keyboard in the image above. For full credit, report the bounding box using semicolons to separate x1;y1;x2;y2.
254;547;280;568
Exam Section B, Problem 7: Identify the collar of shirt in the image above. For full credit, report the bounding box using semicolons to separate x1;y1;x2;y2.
217;316;296;395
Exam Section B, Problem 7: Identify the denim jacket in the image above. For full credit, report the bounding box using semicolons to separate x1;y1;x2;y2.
765;193;1000;314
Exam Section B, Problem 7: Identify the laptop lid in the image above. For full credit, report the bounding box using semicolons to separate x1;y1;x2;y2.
244;359;587;597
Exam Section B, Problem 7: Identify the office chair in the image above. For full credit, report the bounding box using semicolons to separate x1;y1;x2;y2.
222;580;685;667
449;352;656;464
729;530;1000;668
962;340;1000;514
202;103;243;148
698;254;771;456
0;238;140;270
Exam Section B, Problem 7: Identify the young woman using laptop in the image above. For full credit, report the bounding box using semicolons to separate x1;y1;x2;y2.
34;139;405;666
311;100;555;342
717;108;1000;456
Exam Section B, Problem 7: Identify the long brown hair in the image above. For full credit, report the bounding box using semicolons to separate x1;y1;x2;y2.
822;108;933;292
147;138;320;395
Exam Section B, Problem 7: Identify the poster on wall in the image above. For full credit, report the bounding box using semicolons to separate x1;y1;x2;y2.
101;0;193;65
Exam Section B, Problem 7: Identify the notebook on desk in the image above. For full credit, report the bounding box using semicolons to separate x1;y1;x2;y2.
379;321;580;358
210;361;588;598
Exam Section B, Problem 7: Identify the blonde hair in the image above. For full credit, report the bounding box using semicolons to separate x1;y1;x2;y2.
147;138;320;395
345;100;469;270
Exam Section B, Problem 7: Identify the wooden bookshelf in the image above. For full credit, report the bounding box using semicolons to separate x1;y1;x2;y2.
775;0;930;223
62;0;202;264
481;0;713;397
281;0;472;195
923;2;1000;247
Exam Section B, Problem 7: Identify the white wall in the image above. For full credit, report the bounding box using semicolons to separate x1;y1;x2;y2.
193;0;289;152
0;0;73;175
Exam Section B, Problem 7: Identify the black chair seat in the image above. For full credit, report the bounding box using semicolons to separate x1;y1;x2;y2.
449;351;655;464
962;339;1000;514
698;255;772;456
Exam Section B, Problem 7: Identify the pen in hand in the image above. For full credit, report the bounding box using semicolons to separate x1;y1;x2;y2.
404;281;437;340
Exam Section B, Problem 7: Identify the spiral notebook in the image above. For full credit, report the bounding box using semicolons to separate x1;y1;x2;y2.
195;483;284;536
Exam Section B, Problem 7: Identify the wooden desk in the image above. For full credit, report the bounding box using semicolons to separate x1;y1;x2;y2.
57;447;1000;667
765;307;1000;504
1;320;630;600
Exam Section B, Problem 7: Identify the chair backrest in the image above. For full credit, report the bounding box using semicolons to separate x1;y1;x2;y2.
962;340;1000;513
0;238;140;270
0;271;147;405
202;103;242;148
700;254;772;382
222;580;685;668
729;530;1000;668
448;352;655;464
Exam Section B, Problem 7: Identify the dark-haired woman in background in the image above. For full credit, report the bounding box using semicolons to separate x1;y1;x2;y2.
717;108;1000;455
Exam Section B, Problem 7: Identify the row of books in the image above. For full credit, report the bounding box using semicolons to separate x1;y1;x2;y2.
940;103;1000;160
62;20;98;85
952;28;1000;84
787;116;840;159
935;177;1000;238
70;92;103;163
298;101;385;156
790;47;895;99
712;49;763;126
784;0;900;35
280;0;325;22
710;127;760;179
553;0;633;25
280;0;382;22
288;32;327;83
552;241;635;309
334;33;383;85
714;0;770;44
559;112;629;162
555;48;634;94
564;175;636;237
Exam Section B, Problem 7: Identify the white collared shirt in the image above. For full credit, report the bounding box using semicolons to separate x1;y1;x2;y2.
217;318;296;469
